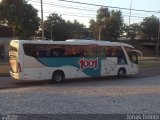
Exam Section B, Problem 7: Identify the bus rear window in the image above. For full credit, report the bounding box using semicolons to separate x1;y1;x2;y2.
9;41;18;52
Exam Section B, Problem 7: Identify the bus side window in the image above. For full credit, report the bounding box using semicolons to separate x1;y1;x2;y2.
46;49;51;57
53;51;59;57
50;48;65;57
112;48;118;57
97;47;105;57
36;51;39;57
117;50;127;64
50;49;59;57
106;47;112;57
106;46;127;64
79;50;84;57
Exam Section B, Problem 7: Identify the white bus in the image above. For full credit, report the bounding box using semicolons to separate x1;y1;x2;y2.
9;39;141;82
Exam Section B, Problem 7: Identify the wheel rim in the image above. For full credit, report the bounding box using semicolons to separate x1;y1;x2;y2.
119;70;125;76
53;72;64;82
54;75;62;82
118;69;126;78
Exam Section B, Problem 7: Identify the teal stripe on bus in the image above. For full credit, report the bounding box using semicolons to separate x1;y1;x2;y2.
36;57;102;77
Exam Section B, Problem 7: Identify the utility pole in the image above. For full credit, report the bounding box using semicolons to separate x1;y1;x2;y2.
99;27;101;41
41;0;44;40
128;0;132;38
156;18;160;59
13;25;15;39
99;18;106;41
51;21;53;40
128;0;132;27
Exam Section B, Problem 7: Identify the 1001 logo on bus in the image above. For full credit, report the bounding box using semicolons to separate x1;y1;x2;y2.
78;58;98;70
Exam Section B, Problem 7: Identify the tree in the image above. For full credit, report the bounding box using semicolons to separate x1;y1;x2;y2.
44;13;88;41
66;20;88;39
124;23;142;40
17;3;40;39
44;13;68;41
141;15;159;41
0;0;40;39
0;0;24;27
89;7;123;41
89;19;98;39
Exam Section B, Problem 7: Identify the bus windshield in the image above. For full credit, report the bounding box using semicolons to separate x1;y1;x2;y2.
125;47;139;64
9;41;19;73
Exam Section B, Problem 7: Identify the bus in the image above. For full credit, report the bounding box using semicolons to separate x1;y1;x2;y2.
9;39;142;82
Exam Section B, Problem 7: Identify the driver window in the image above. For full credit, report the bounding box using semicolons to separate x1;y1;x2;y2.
125;47;138;64
131;52;138;64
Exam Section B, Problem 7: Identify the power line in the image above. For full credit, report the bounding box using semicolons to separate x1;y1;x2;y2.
28;0;160;15
55;0;160;13
28;0;160;18
32;6;146;20
44;10;96;17
27;0;159;25
29;0;97;12
43;9;146;19
123;15;145;19
28;0;160;13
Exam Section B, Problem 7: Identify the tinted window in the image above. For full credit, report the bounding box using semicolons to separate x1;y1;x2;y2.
125;47;138;64
97;46;104;57
23;44;97;58
63;45;96;57
23;44;50;57
96;46;127;64
98;46;125;57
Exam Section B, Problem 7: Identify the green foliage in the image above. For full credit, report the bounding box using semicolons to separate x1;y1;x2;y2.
44;13;68;40
1;0;159;41
90;7;159;41
44;13;88;41
66;20;88;39
141;15;159;40
122;16;159;41
0;0;24;26
124;23;142;40
17;4;40;39
89;19;98;39
89;7;124;41
0;0;40;39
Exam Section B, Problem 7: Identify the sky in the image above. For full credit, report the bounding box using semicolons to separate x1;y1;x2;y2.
27;0;160;27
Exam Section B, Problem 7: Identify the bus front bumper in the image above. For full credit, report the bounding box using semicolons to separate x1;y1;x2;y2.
10;71;20;80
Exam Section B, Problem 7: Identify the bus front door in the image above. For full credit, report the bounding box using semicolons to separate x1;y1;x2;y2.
101;57;118;76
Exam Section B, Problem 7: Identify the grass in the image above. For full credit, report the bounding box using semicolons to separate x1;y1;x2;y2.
0;59;160;77
139;59;160;68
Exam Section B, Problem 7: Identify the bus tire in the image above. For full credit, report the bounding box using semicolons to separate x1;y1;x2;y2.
52;70;65;82
117;68;126;78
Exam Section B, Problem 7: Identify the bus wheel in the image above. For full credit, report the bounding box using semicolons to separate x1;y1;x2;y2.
52;70;65;82
117;68;126;78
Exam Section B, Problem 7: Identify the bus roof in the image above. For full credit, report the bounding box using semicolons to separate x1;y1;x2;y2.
12;40;91;45
11;39;134;48
66;39;134;48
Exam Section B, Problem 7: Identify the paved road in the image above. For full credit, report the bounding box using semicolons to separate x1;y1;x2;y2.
0;67;160;89
0;67;160;118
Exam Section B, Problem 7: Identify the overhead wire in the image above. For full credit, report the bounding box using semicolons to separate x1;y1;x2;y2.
28;0;97;12
55;0;160;13
26;0;159;24
27;0;159;14
27;0;160;13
